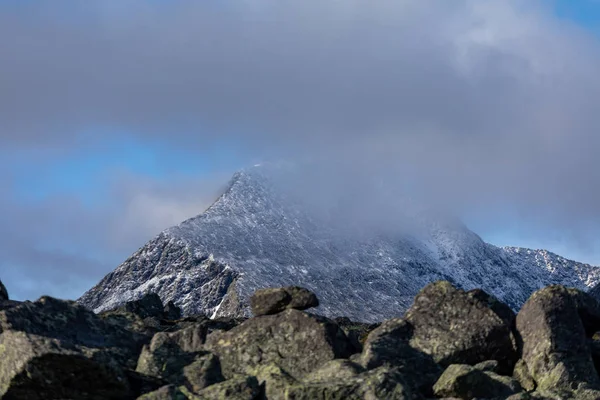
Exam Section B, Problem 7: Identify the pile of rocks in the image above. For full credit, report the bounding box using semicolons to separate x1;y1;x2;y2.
2;279;600;399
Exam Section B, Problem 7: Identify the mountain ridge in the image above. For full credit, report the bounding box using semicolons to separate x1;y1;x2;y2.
79;166;600;322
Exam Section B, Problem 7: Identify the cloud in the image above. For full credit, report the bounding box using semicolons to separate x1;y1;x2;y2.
0;170;222;300
3;0;600;297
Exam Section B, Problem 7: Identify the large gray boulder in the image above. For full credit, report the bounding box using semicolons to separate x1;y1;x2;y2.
356;318;441;396
516;285;600;395
405;281;518;371
0;325;132;399
205;308;353;380
193;375;260;400
285;366;415;400
0;296;162;399
110;292;166;320
0;296;146;369
136;323;208;381
179;353;224;393
137;385;188;400
432;363;522;399
250;286;319;317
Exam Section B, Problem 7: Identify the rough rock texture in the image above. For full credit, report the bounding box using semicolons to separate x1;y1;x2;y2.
513;359;536;392
286;366;414;400
0;297;151;399
305;360;365;383
250;286;319;316
356;318;441;396
405;281;518;371
164;301;182;320
334;317;379;354
516;285;600;395
0;330;132;400
78;166;600;323
137;385;188;400
136;324;208;381
180;353;224;393
205;308;353;380
114;292;165;319
7;280;600;399
193;375;260;400
0;296;145;368
432;363;522;399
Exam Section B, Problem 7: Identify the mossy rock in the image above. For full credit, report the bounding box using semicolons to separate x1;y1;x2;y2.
433;363;521;399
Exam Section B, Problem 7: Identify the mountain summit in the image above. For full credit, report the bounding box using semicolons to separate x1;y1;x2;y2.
79;166;600;322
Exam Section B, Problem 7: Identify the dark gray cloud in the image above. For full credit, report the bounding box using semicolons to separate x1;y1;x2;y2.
3;0;600;298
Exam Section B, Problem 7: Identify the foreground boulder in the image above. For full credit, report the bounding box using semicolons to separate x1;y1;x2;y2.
0;296;146;367
334;317;380;353
137;385;187;399
113;293;165;319
10;280;600;399
286;365;414;400
356;318;441;396
250;286;319;316
433;363;522;399
0;330;133;399
405;281;518;371
136;323;208;381
193;375;260;399
164;301;182;320
516;285;600;395
0;296;159;399
205;308;353;379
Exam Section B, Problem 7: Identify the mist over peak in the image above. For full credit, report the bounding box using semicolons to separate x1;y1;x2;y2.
80;166;600;322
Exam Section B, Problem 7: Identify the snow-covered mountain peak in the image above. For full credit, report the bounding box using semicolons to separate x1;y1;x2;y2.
79;167;600;322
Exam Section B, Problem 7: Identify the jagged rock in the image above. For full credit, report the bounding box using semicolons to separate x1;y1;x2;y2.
161;314;244;337
126;370;166;398
192;375;260;400
405;281;518;371
473;360;500;373
285;366;414;400
505;394;532;400
99;295;184;338
250;287;290;316
515;285;600;394
114;293;166;319
0;296;145;368
0;330;131;399
0;280;8;301
529;388;600;400
249;363;296;400
250;286;319;316
334;317;380;354
304;359;365;383
180;353;224;393
432;363;522;399
205;308;353;380
164;301;182;320
136;323;208;381
467;289;516;326
137;385;188;400
513;359;536;392
356;318;441;396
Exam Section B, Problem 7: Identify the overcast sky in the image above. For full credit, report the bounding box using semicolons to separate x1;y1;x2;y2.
3;0;600;301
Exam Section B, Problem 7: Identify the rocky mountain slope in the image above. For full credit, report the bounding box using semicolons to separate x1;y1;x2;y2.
6;279;600;399
79;166;600;322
